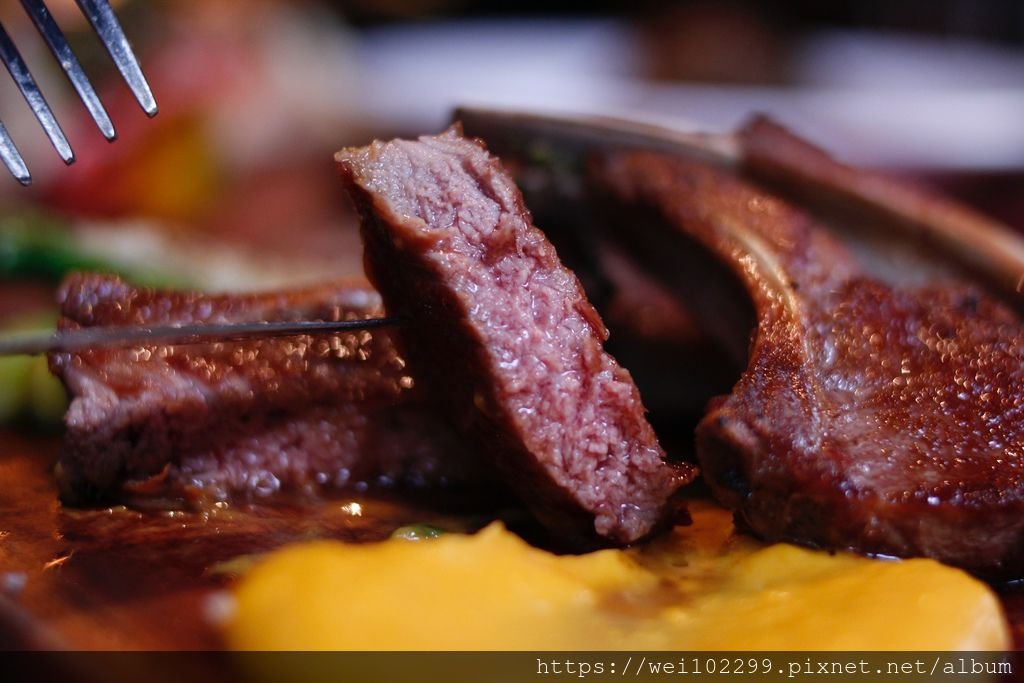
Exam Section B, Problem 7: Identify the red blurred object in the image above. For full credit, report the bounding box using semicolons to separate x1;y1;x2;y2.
40;24;246;222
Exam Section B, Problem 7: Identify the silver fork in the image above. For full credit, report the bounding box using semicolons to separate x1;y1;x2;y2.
0;0;157;186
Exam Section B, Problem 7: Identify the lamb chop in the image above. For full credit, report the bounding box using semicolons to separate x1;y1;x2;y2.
461;109;1024;576
592;151;1024;575
50;273;482;507
336;127;694;546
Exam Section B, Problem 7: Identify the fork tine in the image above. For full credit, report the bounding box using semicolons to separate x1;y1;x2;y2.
0;22;74;164
21;0;116;141
75;0;157;117
0;121;31;185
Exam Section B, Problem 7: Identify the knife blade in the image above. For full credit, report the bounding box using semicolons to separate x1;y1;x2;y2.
0;317;399;356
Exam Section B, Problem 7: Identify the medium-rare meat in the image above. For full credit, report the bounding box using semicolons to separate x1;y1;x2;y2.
336;127;694;546
50;273;481;506
591;151;1024;576
456;110;753;425
490;172;742;430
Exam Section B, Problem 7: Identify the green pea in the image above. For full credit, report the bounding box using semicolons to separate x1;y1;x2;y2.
391;524;445;541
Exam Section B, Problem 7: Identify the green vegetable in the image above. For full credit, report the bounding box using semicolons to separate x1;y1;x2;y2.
391;524;445;541
0;212;187;287
0;312;66;428
0;355;33;423
26;354;66;424
206;553;267;580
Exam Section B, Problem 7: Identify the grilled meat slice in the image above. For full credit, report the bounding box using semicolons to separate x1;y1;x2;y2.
591;151;1024;576
50;273;480;506
336;127;694;547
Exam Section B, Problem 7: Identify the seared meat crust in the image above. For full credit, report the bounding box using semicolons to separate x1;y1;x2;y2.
50;274;480;506
592;151;1024;576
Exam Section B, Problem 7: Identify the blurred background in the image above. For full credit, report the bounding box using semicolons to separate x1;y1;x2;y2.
0;0;1022;426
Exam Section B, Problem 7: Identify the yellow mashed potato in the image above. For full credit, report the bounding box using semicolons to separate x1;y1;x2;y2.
222;502;1008;650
